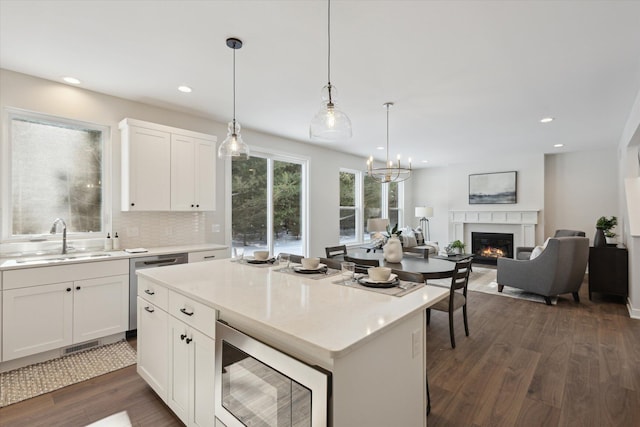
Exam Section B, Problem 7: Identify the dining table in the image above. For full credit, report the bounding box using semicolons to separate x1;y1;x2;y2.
335;250;457;280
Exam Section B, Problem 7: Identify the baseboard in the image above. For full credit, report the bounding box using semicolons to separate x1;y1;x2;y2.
0;332;126;373
627;298;640;319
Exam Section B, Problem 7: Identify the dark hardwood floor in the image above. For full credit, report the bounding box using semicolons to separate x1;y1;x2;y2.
426;280;640;426
1;277;638;426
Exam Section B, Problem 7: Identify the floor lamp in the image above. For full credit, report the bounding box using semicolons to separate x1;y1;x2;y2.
415;207;433;243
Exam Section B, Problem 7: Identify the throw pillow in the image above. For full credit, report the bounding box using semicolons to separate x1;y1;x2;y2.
402;234;418;247
529;245;544;260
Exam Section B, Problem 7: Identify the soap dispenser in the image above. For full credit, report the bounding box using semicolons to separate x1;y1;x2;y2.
104;233;112;251
113;232;120;250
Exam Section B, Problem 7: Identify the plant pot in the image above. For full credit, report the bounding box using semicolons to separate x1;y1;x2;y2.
594;228;607;247
605;236;617;245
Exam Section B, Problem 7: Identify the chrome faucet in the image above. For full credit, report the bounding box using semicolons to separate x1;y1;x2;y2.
50;218;68;254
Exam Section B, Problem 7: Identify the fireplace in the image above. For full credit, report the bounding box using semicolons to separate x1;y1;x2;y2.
472;232;514;265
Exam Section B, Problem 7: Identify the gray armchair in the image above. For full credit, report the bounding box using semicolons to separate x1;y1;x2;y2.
515;229;586;260
497;236;589;305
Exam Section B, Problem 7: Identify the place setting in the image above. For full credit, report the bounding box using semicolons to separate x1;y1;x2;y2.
333;264;424;297
232;249;277;267
276;256;341;280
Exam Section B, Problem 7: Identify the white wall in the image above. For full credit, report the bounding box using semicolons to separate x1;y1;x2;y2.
545;149;619;245
410;153;545;247
0;69;375;257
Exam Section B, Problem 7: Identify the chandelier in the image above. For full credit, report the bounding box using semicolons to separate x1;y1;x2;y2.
367;102;411;183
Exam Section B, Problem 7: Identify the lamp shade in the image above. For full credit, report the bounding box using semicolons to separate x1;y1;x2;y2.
415;206;434;218
367;218;389;232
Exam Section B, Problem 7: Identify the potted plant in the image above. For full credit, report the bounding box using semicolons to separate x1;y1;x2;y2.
450;240;466;254
596;216;617;244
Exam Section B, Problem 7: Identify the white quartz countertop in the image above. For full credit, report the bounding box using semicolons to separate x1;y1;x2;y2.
137;258;450;359
0;243;227;270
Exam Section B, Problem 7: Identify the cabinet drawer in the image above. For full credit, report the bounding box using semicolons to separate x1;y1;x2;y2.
168;291;216;337
138;277;169;311
188;250;222;263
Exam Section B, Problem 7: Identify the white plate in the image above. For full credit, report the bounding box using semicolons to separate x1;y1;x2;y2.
293;263;327;272
360;273;398;284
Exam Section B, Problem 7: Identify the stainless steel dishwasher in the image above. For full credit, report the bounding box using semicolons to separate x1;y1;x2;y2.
129;253;188;333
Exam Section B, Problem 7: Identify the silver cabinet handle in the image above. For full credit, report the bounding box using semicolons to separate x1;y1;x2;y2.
144;306;154;313
144;289;155;295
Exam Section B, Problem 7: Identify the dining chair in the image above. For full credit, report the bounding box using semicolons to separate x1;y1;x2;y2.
390;269;425;284
319;257;342;270
278;253;303;264
325;245;348;258
427;259;472;349
343;255;380;273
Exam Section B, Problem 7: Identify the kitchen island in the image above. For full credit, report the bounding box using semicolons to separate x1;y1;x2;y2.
137;258;449;427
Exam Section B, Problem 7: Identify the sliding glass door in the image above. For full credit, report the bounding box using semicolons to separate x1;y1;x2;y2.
231;153;306;257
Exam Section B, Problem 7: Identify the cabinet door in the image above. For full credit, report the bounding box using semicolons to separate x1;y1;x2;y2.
195;137;216;211
73;274;129;343
190;327;216;427
168;316;191;425
124;125;171;211
171;134;196;211
2;282;73;361
137;297;168;401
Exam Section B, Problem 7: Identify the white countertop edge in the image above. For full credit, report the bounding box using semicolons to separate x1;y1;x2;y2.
138;261;450;360
0;243;228;270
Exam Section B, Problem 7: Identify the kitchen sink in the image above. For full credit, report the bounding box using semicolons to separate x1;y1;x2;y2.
13;253;112;265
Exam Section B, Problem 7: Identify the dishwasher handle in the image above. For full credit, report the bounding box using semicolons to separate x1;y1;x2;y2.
143;258;182;266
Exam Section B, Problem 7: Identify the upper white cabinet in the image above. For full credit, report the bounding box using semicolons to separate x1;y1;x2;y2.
120;118;217;212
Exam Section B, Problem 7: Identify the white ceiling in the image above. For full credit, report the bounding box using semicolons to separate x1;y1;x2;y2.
2;0;640;167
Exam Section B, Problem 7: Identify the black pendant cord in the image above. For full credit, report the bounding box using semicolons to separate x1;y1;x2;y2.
232;46;237;133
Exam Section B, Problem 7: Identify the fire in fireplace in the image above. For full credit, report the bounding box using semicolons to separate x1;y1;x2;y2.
472;232;514;265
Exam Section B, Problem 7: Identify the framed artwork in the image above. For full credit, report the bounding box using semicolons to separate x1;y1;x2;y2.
469;171;517;204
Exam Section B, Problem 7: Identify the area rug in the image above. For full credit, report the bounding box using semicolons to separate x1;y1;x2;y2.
0;340;136;408
429;266;558;305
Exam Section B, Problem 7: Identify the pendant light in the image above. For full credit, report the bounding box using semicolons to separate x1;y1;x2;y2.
218;37;250;160
309;0;352;141
367;102;412;183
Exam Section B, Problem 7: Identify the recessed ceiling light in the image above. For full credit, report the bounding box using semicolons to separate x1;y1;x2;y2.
178;85;192;93
421;160;429;163
376;146;384;150
554;143;564;148
63;77;81;85
540;117;554;123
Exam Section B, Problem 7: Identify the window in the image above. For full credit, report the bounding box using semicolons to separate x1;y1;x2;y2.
231;151;306;257
3;110;110;241
340;169;403;244
339;171;357;243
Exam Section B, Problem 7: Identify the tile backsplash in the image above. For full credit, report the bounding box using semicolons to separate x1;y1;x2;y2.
113;211;209;249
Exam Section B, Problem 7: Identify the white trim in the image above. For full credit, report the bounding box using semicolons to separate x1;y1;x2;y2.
627;298;640;319
449;209;540;247
224;145;309;256
2;107;112;243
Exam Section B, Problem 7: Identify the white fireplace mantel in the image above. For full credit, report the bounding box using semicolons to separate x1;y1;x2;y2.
449;210;540;248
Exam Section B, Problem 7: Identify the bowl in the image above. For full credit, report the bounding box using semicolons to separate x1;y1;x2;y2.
368;267;392;282
301;257;320;269
254;250;270;261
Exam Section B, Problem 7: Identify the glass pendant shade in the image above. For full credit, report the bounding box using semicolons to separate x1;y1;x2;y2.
310;84;352;141
218;120;249;160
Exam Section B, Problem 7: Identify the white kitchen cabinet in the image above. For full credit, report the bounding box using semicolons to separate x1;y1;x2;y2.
120;123;171;211
120;118;217;212
171;135;216;211
137;295;168;400
188;249;222;263
73;275;129;343
167;315;216;427
1;260;129;362
2;282;74;360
